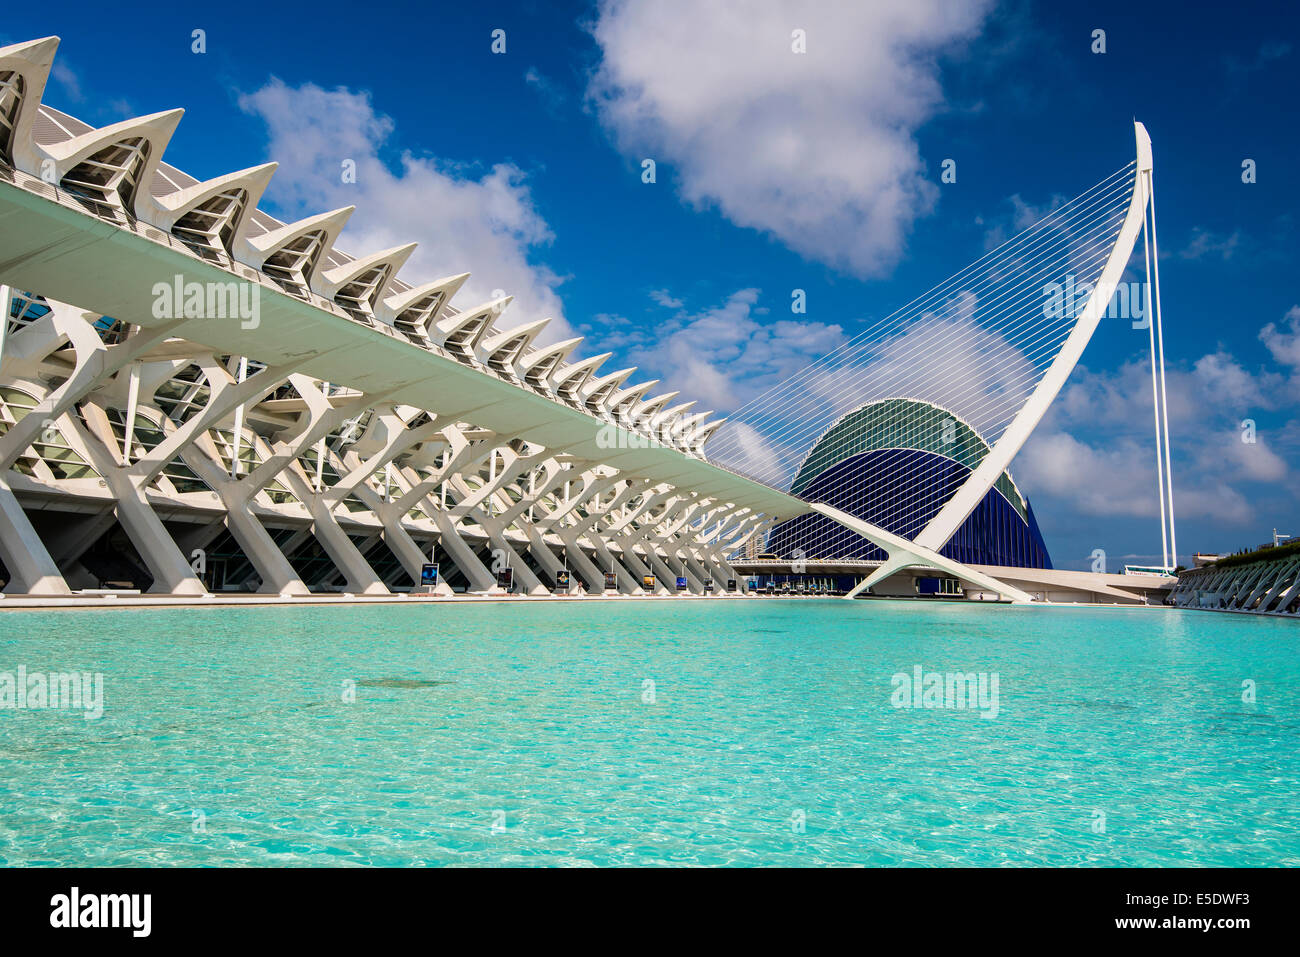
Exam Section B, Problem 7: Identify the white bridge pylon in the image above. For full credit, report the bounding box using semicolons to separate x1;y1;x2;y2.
709;123;1158;602
913;123;1153;555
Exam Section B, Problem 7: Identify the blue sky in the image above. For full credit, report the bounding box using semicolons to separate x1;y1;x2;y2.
5;0;1298;569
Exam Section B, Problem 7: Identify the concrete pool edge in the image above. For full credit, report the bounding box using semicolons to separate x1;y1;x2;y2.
0;593;1196;612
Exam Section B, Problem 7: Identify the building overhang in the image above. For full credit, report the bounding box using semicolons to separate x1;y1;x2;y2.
0;171;803;520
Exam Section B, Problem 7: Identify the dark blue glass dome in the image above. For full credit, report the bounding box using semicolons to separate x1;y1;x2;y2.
769;399;1052;569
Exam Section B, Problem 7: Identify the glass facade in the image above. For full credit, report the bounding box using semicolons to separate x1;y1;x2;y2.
771;399;1052;569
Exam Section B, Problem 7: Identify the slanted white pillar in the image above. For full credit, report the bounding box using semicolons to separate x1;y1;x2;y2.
230;356;248;477
812;503;1032;603
70;407;208;596
0;285;11;369
122;361;141;466
0;473;72;595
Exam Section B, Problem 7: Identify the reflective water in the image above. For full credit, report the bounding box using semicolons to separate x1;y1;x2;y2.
1;600;1295;866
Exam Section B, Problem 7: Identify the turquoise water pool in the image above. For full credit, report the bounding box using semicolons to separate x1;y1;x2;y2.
1;600;1296;866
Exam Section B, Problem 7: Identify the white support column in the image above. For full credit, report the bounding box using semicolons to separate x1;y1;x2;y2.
1271;566;1300;614
122;361;141;466
844;553;911;599
314;382;329;492
554;525;605;593
229;356;248;476
471;508;548;595
0;285;11;369
425;506;497;593
562;479;648;594
0;473;72;595
70;406;208;596
520;521;566;583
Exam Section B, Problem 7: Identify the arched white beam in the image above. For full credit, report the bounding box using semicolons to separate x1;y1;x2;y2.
0;36;59;170
912;122;1153;553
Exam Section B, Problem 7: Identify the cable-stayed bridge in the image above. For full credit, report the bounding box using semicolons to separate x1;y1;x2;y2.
706;124;1170;601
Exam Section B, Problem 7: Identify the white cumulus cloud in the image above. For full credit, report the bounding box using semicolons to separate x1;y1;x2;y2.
587;0;993;277
628;288;845;411
1018;332;1298;529
238;79;570;340
1260;305;1300;372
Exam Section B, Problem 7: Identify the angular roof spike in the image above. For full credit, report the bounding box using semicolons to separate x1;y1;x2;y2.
380;272;470;332
231;206;354;300
140;162;277;247
585;365;635;390
315;242;418;301
472;295;515;345
553;352;613;399
517;335;583;388
690;418;726;451
150;162;277;217
433;296;512;355
656;399;697;430
238;205;355;268
433;295;511;340
33;108;185;218
634;390;678;422
35;107;183;157
675;410;712;437
480;317;552;373
0;37;60;168
0;35;60;62
610;379;658;413
582;366;636;412
481;316;550;354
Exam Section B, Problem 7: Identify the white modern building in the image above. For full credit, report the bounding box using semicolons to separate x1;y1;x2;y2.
0;36;1170;604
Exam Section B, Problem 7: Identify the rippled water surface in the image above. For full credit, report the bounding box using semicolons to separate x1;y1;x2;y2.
1;600;1296;866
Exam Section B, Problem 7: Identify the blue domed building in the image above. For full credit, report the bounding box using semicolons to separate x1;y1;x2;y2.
768;398;1052;568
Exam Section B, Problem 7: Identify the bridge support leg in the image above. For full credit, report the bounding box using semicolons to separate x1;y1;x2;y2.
844;553;913;599
809;503;1034;604
0;474;71;595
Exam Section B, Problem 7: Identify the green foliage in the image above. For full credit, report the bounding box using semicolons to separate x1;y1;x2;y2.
1212;539;1300;570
